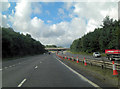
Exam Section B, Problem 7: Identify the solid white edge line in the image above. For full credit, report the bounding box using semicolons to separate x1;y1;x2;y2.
56;57;101;88
18;79;26;87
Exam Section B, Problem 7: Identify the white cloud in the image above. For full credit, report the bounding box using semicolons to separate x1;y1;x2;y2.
47;20;52;23
100;7;118;20
69;2;118;33
64;2;74;10
38;17;86;47
86;19;98;34
0;1;10;11
9;0;31;32
8;1;118;47
0;13;9;27
0;0;10;27
31;17;44;28
58;8;67;20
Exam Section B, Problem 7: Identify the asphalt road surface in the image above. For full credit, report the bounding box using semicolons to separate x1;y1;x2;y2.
2;53;100;88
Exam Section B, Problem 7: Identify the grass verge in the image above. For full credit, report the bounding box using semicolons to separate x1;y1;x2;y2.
68;51;106;57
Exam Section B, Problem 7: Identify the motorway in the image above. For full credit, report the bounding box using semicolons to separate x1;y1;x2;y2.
2;53;100;88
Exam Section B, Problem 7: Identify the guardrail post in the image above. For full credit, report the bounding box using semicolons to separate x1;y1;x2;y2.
102;57;106;69
101;65;104;69
90;62;92;66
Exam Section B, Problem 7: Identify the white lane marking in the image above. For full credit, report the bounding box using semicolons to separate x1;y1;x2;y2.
35;66;38;69
18;79;26;87
9;66;12;68
0;69;2;71
56;57;101;88
12;65;15;67
4;67;8;69
40;61;42;63
19;63;21;64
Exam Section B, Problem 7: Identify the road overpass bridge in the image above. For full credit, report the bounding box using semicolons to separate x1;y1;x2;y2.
45;48;70;51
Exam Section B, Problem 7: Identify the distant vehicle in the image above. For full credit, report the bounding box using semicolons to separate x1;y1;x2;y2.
93;52;101;57
105;49;120;61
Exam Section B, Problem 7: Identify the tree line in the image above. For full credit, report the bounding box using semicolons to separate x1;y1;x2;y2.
2;27;46;58
45;45;57;48
45;45;63;48
70;16;120;53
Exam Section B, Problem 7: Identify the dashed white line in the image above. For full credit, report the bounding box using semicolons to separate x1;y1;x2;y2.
12;65;15;67
4;67;8;69
56;57;100;88
18;63;21;64
40;61;42;63
9;66;12;68
18;79;26;87
0;69;2;71
4;65;15;69
35;66;38;69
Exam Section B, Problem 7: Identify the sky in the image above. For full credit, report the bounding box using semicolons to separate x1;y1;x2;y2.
0;0;119;48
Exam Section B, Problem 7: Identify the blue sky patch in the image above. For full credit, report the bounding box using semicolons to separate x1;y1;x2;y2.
2;2;16;16
31;2;73;24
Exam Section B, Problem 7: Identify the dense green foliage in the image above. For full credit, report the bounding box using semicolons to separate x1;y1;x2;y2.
57;46;63;48
70;16;120;53
45;45;63;48
2;27;45;58
45;45;57;48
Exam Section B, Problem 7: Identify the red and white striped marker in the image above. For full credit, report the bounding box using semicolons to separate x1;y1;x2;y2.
68;56;70;60
65;56;67;59
112;61;118;75
76;56;79;63
72;56;74;61
84;57;87;66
